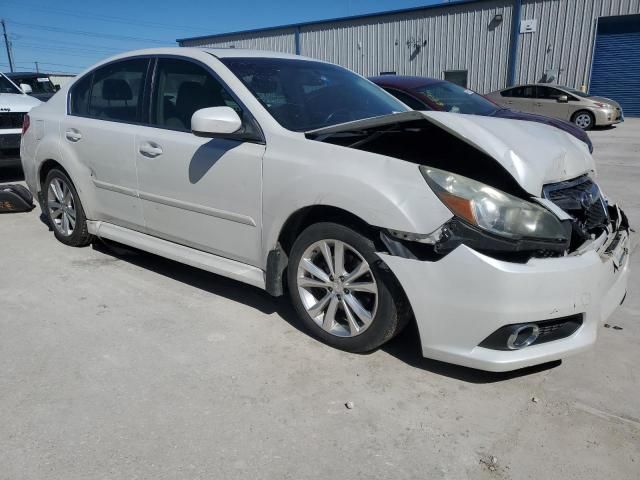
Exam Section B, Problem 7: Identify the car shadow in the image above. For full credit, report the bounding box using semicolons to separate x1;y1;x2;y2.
92;239;561;383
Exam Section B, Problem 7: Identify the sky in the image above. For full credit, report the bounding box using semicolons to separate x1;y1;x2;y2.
1;0;445;75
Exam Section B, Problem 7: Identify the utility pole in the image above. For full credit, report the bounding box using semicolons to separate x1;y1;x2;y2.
1;19;15;72
35;61;39;73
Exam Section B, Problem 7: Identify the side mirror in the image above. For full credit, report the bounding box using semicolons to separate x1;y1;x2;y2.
191;106;242;136
20;83;33;94
557;95;568;103
54;84;60;92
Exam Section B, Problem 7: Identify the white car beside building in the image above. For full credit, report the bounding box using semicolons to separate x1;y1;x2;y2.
20;48;630;371
1;72;41;166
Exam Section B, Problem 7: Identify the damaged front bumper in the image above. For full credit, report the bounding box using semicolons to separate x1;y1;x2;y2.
378;215;631;372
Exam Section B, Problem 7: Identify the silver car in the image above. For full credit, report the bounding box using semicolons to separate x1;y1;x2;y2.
486;84;623;130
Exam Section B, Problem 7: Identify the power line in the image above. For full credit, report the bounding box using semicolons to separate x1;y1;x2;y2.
16;42;124;55
6;19;171;44
11;34;126;53
3;0;212;33
15;60;85;69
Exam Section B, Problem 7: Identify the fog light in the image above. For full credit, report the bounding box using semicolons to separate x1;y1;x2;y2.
507;324;540;350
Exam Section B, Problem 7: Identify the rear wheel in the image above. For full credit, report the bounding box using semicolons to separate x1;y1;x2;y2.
44;169;92;247
287;222;408;353
572;110;594;130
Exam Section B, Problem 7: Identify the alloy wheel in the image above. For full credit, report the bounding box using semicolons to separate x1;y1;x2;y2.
575;113;592;129
296;239;378;337
47;177;76;236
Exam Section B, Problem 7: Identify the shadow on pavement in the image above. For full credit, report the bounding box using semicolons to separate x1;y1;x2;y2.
92;239;561;383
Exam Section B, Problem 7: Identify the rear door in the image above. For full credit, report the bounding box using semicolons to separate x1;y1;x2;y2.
533;86;571;120
502;85;537;113
62;57;150;229
134;57;265;266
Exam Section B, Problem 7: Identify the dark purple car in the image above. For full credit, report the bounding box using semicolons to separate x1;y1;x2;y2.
369;76;593;153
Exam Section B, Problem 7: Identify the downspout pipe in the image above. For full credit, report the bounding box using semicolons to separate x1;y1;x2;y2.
507;0;522;86
295;26;301;55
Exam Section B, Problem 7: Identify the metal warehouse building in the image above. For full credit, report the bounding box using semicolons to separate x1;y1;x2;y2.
178;0;640;115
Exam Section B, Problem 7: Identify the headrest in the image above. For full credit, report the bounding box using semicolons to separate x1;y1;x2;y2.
102;78;133;101
176;81;209;115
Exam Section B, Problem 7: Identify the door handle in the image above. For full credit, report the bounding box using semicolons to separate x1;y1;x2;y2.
139;142;163;158
65;129;82;142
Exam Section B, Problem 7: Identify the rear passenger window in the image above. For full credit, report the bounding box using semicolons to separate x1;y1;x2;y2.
69;73;92;116
86;58;149;123
151;58;240;131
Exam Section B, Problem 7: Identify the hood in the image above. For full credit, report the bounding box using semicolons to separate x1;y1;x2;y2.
0;92;42;112
589;96;620;108
307;110;595;196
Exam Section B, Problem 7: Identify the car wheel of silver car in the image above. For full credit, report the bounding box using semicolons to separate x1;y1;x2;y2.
44;169;93;247
572;111;594;130
288;222;409;353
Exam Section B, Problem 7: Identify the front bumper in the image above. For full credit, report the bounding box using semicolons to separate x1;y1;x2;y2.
379;227;630;372
593;107;623;126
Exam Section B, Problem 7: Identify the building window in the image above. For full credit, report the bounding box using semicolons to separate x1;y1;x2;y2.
444;70;468;88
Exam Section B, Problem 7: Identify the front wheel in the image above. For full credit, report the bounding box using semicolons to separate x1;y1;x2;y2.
287;222;408;353
572;110;595;130
44;169;92;247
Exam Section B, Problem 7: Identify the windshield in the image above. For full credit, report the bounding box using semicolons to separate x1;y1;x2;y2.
561;86;590;98
13;76;55;94
220;57;409;131
0;74;22;94
415;81;497;115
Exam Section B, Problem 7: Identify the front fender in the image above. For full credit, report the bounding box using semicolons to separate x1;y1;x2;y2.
261;136;452;264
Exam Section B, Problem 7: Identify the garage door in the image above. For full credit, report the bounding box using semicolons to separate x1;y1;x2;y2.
590;14;640;117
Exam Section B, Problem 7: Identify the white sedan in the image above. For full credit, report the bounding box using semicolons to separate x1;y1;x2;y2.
20;48;630;371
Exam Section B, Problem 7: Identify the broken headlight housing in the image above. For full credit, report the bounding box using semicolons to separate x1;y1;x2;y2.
420;166;568;242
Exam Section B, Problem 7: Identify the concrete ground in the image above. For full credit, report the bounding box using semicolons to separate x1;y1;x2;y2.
1;120;639;480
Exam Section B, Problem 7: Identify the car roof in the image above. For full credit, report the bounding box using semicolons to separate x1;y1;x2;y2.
368;75;443;89
502;83;577;91
5;72;43;78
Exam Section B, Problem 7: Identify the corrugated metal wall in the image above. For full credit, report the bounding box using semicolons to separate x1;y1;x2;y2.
180;27;297;54
179;0;640;93
299;0;514;93
517;0;640;89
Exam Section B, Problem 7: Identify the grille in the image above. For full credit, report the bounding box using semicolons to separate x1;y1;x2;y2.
535;314;583;344
0;112;25;130
542;175;609;232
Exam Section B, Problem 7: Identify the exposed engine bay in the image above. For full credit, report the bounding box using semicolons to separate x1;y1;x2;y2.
308;114;630;263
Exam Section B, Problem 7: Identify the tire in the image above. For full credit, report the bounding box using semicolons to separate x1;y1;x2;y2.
572;110;595;130
43;169;93;247
287;222;409;353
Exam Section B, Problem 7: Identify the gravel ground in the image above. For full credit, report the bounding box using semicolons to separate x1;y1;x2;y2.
1;120;638;480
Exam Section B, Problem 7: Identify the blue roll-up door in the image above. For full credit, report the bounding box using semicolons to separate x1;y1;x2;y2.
590;14;640;117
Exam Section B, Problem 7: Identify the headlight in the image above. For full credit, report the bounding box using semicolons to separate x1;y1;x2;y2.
420;166;567;241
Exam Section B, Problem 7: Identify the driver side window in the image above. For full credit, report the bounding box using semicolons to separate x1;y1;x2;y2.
151;58;240;131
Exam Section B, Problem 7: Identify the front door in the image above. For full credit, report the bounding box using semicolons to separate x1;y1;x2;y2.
533;86;571;120
134;57;265;266
61;57;150;230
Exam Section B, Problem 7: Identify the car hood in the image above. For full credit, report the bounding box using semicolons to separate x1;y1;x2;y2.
307;110;595;196
589;96;620;108
0;92;42;111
